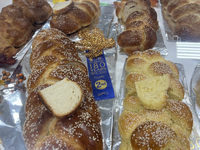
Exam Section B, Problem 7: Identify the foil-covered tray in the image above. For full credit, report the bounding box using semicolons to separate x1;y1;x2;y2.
0;4;117;150
112;60;200;150
190;62;200;121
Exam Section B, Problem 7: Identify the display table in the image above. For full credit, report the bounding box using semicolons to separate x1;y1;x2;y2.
0;0;200;149
0;0;199;96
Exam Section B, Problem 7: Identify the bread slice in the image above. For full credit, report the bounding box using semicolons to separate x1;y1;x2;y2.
38;78;83;118
135;74;170;110
53;0;74;15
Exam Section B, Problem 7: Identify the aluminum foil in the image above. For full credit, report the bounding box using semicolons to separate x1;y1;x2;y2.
0;4;117;150
190;62;200;121
112;61;200;150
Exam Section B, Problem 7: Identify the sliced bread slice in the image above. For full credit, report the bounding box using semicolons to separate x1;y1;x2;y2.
53;0;74;15
38;78;83;118
135;74;170;110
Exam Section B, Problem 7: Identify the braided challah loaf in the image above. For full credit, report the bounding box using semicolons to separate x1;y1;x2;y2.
161;0;200;41
118;50;193;149
0;0;52;64
119;97;193;149
50;0;100;35
125;49;184;102
13;0;52;24
116;0;159;55
30;28;82;70
24;28;103;149
0;4;34;64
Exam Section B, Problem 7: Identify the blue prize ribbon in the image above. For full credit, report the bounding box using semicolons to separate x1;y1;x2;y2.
87;51;115;101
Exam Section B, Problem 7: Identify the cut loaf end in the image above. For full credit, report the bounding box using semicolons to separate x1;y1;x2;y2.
38;78;83;119
53;0;74;15
135;74;170;110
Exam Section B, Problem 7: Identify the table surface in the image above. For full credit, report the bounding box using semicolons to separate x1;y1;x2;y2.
0;0;199;97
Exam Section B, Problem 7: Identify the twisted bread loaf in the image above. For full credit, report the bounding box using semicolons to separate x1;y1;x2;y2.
125;50;184;102
0;4;34;63
50;0;100;35
0;0;52;64
116;0;159;55
161;0;200;41
118;97;193;150
118;49;193;149
24;28;103;149
13;0;52;24
30;28;82;69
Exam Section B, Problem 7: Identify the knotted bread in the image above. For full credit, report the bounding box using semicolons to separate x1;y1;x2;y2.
50;0;100;35
161;0;200;41
0;0;52;64
116;0;159;55
125;49;184;102
24;28;103;149
118;49;193;149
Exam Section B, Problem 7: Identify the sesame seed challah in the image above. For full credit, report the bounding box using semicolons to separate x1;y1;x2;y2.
23;28;103;149
118;49;193;149
50;0;100;35
125;49;184;102
116;0;159;55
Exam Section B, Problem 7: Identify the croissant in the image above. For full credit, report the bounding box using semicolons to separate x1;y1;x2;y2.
116;0;159;55
161;0;200;41
118;50;193;149
24;28;103;149
50;0;100;35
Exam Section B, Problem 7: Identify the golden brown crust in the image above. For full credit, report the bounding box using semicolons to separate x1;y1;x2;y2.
166;100;193;137
13;0;52;24
30;28;81;69
50;0;100;35
161;0;200;41
50;13;82;35
0;4;34;59
24;85;103;150
130;121;184;149
24;28;103;149
27;61;92;94
119;97;192;149
116;0;158;55
25;84;51;117
125;73;147;92
0;0;52;63
118;50;192;149
124;50;184;101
